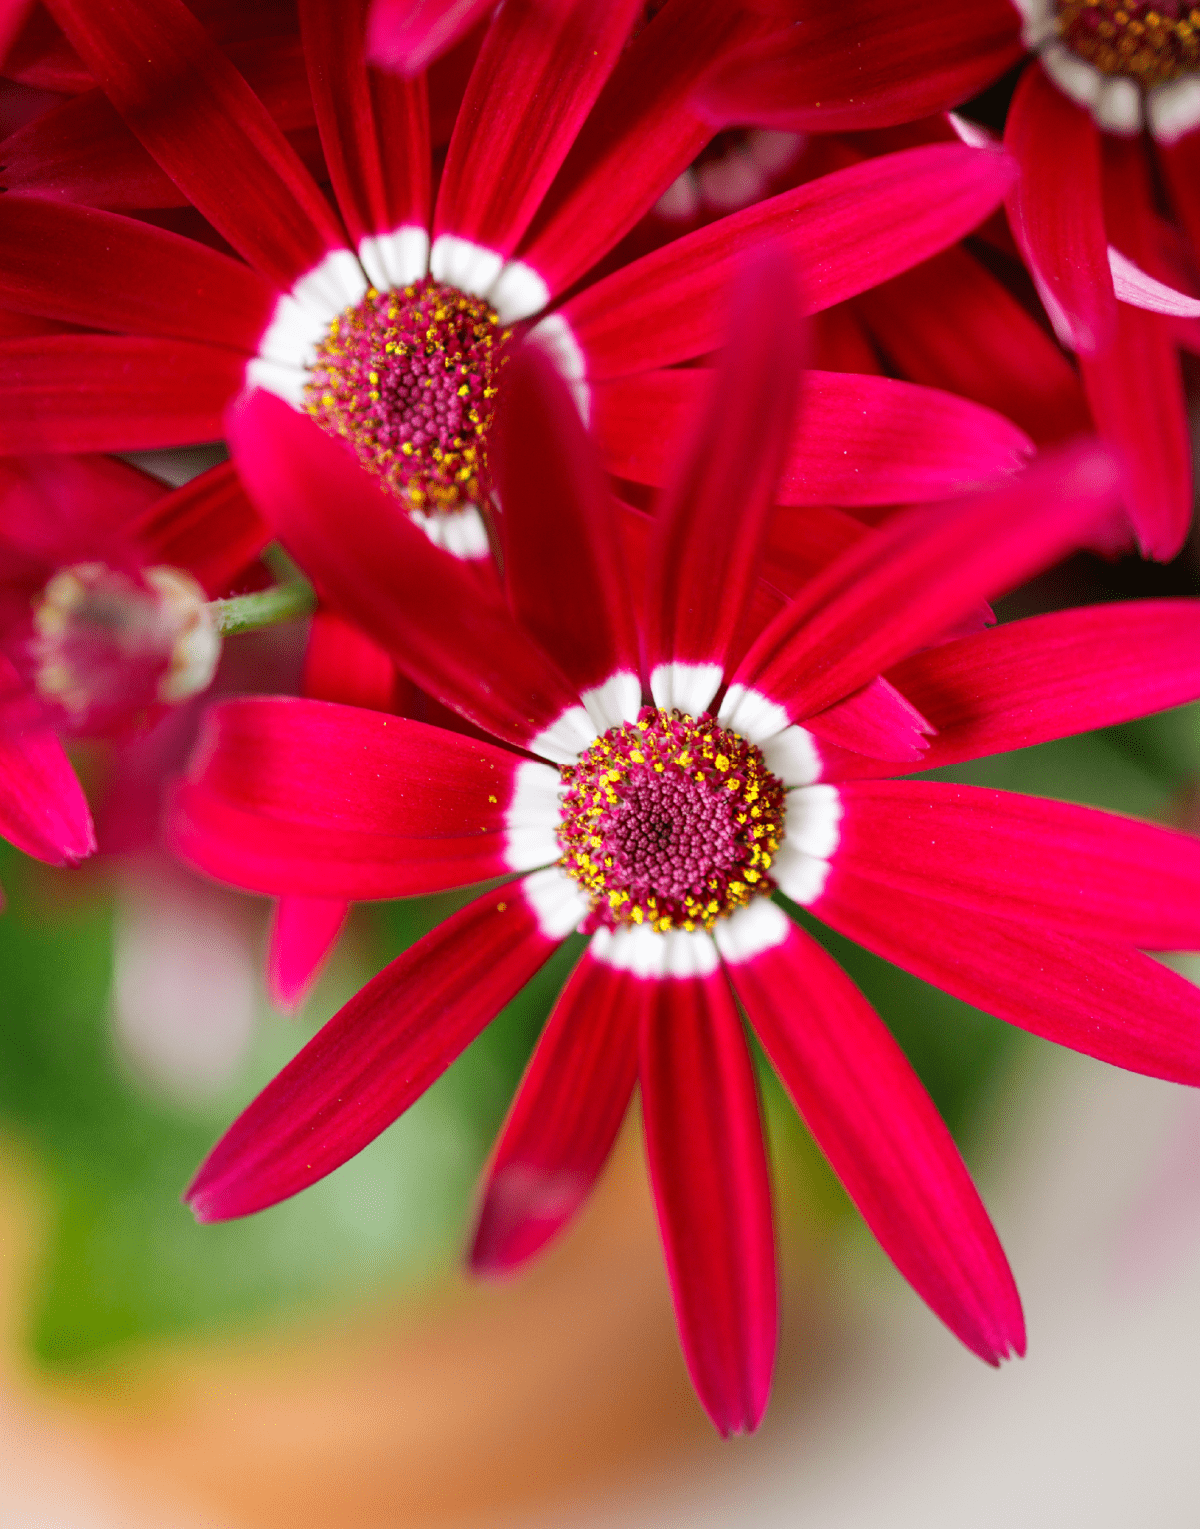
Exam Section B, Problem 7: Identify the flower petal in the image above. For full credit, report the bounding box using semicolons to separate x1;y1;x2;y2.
562;142;1017;381
816;867;1200;1086
0;335;243;453
225;388;585;753
366;0;493;76
126;460;271;597
470;940;639;1274
186;880;564;1221
717;902;1024;1366
1004;62;1116;355
593;366;1032;506
725;441;1127;725
804;677;933;763
645;248;804;698
302;608;400;712
43;0;345;287
267;895;350;1013
695;0;1023;134
0;728;96;865
433;0;642;259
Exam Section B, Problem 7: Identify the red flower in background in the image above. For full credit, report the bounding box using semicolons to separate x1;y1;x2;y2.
170;256;1200;1434
696;0;1200;561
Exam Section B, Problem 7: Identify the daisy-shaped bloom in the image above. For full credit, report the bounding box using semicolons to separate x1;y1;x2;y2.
171;259;1200;1434
0;0;1029;563
696;0;1200;561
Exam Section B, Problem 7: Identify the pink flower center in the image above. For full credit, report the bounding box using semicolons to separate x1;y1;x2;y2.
558;707;786;932
1056;1;1200;87
304;278;510;516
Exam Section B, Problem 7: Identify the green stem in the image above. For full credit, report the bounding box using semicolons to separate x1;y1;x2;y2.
209;580;315;636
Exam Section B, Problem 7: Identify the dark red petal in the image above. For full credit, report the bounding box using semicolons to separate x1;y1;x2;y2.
433;0;642;259
1005;62;1116;355
516;0;765;297
0;336;243;452
470;944;638;1274
728;441;1127;724
226;389;585;755
302;608;399;712
186;882;563;1221
43;0;345;287
126;460;271;597
267;895;350;1013
696;1;1023;134
0;729;96;865
491;342;639;707
640;951;777;1437
563;142;1016;381
719;907;1023;1366
817;866;1200;1086
644;248;804;696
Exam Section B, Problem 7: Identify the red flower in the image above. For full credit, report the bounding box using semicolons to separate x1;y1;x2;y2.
0;0;1029;564
695;0;1200;561
171;257;1200;1434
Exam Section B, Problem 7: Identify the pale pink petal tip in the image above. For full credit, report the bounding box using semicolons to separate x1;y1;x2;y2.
365;0;493;75
266;896;350;1013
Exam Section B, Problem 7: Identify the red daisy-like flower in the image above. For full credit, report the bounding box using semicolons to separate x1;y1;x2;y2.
0;0;1032;564
170;257;1200;1434
696;0;1200;562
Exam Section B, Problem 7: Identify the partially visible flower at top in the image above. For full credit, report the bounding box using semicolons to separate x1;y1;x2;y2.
170;254;1200;1435
0;0;1029;568
695;0;1200;562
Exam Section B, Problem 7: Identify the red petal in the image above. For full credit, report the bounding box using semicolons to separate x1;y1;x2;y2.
1004;63;1116;355
0;0;36;61
433;0;642;259
225;389;585;754
43;0;345;287
0;728;96;864
302;608;400;712
0;335;243;452
727;441;1127;724
640;947;777;1436
126;460;271;597
267;895;350;1013
470;943;638;1274
719;907;1023;1366
804;677;933;763
1158;126;1200;270
516;0;765;297
644;248;804;696
365;0;493;75
696;1;1023;134
818;866;1200;1086
186;882;562;1221
593;367;1032;506
563;142;1016;381
491;342;639;707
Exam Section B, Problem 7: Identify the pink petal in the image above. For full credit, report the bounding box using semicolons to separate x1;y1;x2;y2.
300;0;430;246
593;366;1032;506
125;460;271;597
490;342;639;699
267;895;350;1013
1004;63;1116;356
644;248;805;686
720;910;1023;1366
225;389;584;753
640;955;777;1437
302;608;400;712
833;780;1200;950
43;0;345;287
187;882;563;1221
365;0;493;75
470;943;638;1274
516;0;765;297
0;335;243;452
0;728;96;865
1109;246;1200;317
818;867;1200;1085
805;677;933;763
878;600;1200;776
855;244;1091;446
564;142;1017;381
695;1;1023;134
730;441;1127;723
433;0;642;259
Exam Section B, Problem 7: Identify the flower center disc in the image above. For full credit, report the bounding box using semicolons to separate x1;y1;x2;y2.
1056;1;1200;87
558;707;786;933
304;278;510;516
